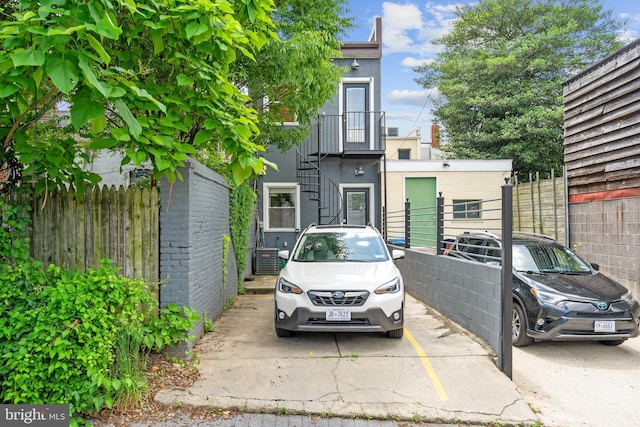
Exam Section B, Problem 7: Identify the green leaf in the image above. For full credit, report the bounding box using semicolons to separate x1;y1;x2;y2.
177;74;194;86
0;83;18;98
193;130;213;146
114;99;142;138
85;33;111;65
46;56;80;94
10;49;45;67
185;22;208;40
71;96;104;129
156;157;172;171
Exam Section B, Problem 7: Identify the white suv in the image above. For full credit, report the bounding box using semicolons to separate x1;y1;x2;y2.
274;224;405;338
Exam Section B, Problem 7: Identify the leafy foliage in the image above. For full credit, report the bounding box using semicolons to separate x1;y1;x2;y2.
414;0;624;177
236;0;353;152
0;0;276;192
0;194;200;424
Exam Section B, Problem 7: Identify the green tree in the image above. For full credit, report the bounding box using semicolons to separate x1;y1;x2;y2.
235;0;353;152
415;0;624;177
0;0;275;192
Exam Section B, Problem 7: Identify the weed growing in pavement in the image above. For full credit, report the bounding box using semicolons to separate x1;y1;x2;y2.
278;407;289;415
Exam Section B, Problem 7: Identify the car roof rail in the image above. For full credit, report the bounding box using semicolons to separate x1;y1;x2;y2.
459;231;500;239
512;231;555;241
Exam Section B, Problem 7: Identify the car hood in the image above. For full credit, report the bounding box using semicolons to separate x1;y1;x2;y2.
281;260;400;290
519;271;627;300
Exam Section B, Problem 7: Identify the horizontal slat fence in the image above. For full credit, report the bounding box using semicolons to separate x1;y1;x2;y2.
25;185;159;285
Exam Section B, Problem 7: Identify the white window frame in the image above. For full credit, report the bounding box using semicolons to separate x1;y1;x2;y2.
263;182;301;231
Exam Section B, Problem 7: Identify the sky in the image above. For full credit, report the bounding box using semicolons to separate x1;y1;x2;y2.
343;0;640;142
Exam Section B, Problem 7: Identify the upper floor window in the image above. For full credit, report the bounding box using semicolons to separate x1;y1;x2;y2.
453;200;481;219
398;149;411;160
264;183;300;231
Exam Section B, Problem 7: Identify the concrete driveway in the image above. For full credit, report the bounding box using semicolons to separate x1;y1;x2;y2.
156;291;537;426
513;337;640;427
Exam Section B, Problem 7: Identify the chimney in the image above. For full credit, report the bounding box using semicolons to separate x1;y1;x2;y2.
431;124;440;148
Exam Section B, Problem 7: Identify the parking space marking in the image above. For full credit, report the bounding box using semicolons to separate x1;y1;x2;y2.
405;328;449;401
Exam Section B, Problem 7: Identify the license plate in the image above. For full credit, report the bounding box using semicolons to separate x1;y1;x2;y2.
594;321;615;333
326;309;351;321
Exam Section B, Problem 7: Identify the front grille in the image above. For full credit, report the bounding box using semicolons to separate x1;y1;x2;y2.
307;317;371;326
308;290;369;307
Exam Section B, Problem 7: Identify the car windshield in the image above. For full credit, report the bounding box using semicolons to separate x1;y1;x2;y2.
513;243;592;274
292;232;389;262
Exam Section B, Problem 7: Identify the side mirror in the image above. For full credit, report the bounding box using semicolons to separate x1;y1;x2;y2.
278;250;290;260
392;249;405;260
590;263;599;271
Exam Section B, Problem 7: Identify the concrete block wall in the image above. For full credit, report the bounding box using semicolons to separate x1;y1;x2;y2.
569;197;640;298
397;248;502;354
160;158;238;354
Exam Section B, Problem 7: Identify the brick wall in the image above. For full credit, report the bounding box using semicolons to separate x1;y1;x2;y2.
160;158;238;354
569;197;640;298
397;249;502;354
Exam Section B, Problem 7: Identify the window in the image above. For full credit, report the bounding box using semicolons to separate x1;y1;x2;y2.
264;184;299;230
398;149;410;160
453;200;481;219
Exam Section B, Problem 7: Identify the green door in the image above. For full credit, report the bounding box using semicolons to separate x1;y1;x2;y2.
405;177;437;248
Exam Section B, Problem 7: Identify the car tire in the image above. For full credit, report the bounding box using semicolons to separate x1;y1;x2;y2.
599;339;626;346
275;327;293;338
387;328;404;339
512;303;534;347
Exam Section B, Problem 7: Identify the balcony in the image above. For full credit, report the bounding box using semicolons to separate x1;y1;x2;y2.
301;112;386;159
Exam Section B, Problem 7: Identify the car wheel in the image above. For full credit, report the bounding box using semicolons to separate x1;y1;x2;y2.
599;339;626;346
512;303;533;347
275;327;293;338
387;328;404;339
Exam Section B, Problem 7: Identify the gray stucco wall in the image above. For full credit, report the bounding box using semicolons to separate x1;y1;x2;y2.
569;197;640;298
159;158;238;353
397;248;503;353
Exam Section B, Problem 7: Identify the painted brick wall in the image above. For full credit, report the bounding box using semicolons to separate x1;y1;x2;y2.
397;249;502;354
569;197;640;298
160;158;238;354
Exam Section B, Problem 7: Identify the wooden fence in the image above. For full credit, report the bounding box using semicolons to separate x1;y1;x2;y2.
513;171;567;245
25;185;159;284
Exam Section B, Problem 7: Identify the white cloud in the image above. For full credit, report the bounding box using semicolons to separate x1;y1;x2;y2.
387;88;441;106
381;2;424;53
401;56;433;68
381;1;467;58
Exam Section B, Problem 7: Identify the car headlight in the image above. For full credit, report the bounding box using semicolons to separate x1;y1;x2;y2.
278;277;303;294
375;278;401;294
621;291;637;305
530;288;567;305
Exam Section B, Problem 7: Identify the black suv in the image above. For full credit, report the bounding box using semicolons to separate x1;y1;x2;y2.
445;232;640;347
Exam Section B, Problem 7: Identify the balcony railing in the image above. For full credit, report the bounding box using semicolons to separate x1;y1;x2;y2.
301;112;386;156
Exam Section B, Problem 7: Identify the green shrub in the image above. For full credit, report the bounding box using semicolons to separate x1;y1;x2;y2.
0;193;200;425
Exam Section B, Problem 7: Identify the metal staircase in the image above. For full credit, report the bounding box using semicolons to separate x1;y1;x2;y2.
296;119;342;225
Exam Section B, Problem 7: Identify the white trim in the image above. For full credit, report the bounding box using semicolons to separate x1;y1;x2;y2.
338;77;375;151
262;182;300;231
339;183;375;225
385;159;513;173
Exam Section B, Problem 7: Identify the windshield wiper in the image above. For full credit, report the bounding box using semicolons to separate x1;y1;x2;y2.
517;270;545;275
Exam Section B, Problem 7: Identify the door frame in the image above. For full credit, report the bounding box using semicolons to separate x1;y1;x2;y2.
338;77;375;151
339;183;375;225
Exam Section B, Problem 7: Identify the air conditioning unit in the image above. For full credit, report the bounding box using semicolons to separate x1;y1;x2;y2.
255;248;280;274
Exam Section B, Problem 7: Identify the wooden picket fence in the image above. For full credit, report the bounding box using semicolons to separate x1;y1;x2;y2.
25;185;160;284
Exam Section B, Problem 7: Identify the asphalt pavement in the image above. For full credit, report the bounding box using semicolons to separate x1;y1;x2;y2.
150;274;537;427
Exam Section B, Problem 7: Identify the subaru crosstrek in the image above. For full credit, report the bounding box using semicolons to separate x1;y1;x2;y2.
274;224;405;338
